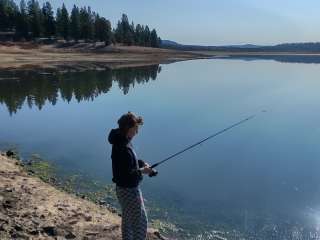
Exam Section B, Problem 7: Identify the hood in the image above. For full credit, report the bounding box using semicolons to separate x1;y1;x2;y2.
108;128;129;145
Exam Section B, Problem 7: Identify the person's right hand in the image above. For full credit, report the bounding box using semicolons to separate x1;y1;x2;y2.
140;166;153;175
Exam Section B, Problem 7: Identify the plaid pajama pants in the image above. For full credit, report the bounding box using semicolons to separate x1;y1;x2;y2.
116;186;148;240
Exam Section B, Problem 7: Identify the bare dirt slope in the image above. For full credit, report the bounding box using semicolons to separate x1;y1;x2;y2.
0;153;163;240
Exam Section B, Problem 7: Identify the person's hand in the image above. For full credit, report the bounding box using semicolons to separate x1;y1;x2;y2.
144;162;150;168
140;166;153;175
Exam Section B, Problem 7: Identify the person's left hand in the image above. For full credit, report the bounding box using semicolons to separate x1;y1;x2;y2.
144;162;150;168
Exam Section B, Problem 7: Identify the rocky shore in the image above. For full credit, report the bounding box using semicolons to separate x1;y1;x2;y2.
0;152;164;240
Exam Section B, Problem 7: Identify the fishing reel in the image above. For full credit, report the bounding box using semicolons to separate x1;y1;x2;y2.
149;169;158;178
139;160;158;177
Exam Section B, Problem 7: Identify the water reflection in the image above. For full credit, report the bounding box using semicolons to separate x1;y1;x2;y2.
0;65;161;115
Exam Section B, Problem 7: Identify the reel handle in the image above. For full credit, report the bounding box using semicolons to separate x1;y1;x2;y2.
149;169;158;177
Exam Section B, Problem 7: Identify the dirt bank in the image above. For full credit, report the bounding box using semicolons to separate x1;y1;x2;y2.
0;152;164;240
0;42;208;72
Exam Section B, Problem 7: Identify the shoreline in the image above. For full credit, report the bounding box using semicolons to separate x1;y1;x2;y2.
3;42;320;74
0;152;165;239
0;42;209;72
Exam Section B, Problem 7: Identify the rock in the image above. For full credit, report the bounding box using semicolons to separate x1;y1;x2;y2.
68;220;78;225
0;213;8;222
6;150;15;157
65;231;76;239
84;215;92;222
3;200;13;209
13;232;29;239
28;229;39;235
15;161;24;167
109;207;117;213
32;219;40;226
85;231;99;236
42;226;57;236
49;177;57;183
26;161;32;166
0;223;9;231
5;187;13;192
14;224;23;231
56;237;66;240
99;200;106;205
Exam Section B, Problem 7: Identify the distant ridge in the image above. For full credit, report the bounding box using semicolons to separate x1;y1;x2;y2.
161;40;320;52
161;40;181;46
224;44;263;48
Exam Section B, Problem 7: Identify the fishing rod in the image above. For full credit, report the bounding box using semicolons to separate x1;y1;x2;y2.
148;115;256;177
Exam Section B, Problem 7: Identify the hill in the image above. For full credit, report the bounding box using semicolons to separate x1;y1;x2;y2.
161;40;320;53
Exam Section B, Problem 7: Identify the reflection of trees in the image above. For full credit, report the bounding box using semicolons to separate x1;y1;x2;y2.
113;65;161;94
0;65;161;115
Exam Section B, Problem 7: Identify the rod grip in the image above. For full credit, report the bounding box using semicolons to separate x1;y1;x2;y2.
150;163;158;169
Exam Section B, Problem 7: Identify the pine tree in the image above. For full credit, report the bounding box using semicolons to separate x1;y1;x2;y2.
114;20;123;43
79;7;93;41
143;25;151;47
70;5;80;41
114;14;135;45
56;3;69;39
94;15;111;45
104;19;112;45
55;7;61;37
121;14;133;45
60;3;69;39
27;0;42;37
94;14;102;41
86;6;94;40
0;0;6;30
134;24;144;46
16;0;29;38
0;0;19;31
129;21;135;45
42;1;55;37
150;29;160;48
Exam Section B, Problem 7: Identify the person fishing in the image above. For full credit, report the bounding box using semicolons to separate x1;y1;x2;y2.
107;111;255;239
108;112;155;240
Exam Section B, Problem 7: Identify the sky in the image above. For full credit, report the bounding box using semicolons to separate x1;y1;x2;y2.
34;0;320;46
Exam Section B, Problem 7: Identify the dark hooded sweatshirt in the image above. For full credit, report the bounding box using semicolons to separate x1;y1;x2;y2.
108;128;145;188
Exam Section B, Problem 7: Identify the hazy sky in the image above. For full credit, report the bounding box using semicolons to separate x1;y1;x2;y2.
35;0;320;45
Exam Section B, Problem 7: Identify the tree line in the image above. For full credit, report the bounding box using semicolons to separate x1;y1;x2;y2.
0;0;161;47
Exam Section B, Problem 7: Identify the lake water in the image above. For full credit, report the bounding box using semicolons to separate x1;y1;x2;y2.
1;58;320;239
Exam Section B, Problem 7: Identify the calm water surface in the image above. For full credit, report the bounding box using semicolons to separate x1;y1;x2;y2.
1;59;320;239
